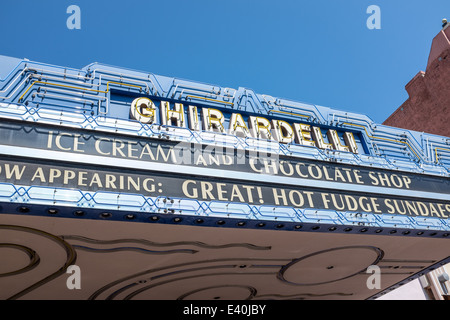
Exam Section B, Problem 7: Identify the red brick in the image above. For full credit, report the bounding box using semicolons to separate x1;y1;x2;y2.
383;28;450;137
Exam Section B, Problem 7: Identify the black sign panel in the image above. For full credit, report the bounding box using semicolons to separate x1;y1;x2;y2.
0;120;449;196
0;156;449;220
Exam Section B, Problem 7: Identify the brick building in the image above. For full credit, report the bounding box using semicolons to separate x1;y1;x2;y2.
383;22;450;137
380;21;450;300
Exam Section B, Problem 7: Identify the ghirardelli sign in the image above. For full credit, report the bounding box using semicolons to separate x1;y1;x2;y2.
129;96;360;154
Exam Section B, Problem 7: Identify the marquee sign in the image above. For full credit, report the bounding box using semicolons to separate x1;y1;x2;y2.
0;55;449;301
127;96;362;154
0;120;447;192
1;157;449;220
0;119;449;214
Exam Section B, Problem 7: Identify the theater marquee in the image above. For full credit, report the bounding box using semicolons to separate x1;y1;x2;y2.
0;121;449;220
0;55;449;301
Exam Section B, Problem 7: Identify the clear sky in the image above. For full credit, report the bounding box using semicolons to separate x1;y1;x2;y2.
1;0;449;124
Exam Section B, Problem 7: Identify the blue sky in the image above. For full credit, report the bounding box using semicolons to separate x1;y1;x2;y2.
1;0;449;124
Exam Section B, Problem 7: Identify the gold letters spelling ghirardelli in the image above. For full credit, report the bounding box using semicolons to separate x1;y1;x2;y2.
130;97;359;154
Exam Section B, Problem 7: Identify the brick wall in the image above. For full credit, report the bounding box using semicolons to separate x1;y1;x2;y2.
383;29;450;138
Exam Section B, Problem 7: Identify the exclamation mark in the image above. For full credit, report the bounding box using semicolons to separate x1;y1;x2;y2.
257;187;264;204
